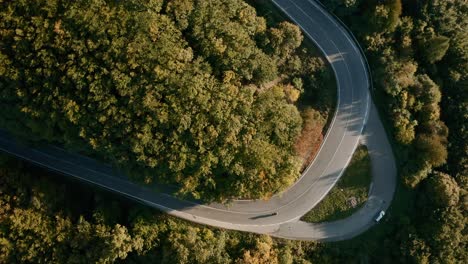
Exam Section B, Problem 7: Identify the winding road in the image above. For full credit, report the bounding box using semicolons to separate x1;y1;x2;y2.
0;0;396;241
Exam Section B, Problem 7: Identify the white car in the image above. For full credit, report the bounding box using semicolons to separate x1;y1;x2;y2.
375;210;385;222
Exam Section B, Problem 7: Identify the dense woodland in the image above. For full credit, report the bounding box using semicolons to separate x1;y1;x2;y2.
1;157;317;263
318;0;467;262
0;0;466;263
0;0;331;201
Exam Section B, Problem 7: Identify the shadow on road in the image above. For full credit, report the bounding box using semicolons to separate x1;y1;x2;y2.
249;213;277;220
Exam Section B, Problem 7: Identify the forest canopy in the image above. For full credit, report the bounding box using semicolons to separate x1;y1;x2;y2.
0;0;466;263
0;0;327;201
319;0;467;262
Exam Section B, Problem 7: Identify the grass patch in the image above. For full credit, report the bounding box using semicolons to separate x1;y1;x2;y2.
301;145;372;223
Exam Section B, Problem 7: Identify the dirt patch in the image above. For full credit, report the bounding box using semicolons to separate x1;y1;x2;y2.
294;108;326;171
259;76;284;91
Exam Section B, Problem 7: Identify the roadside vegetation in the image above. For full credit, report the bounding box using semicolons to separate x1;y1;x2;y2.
0;0;333;202
294;108;327;171
314;0;467;262
301;145;371;223
0;157;331;264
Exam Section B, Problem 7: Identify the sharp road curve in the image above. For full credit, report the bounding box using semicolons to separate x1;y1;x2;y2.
0;0;396;241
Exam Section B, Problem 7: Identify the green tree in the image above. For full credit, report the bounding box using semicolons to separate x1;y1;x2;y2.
415;134;447;168
404;236;431;264
427;172;460;208
166;0;194;30
236;235;278;264
0;0;307;201
419;35;450;64
366;0;402;33
267;22;303;63
159;219;231;264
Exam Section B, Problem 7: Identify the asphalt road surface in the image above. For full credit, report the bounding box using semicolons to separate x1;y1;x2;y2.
0;0;396;241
